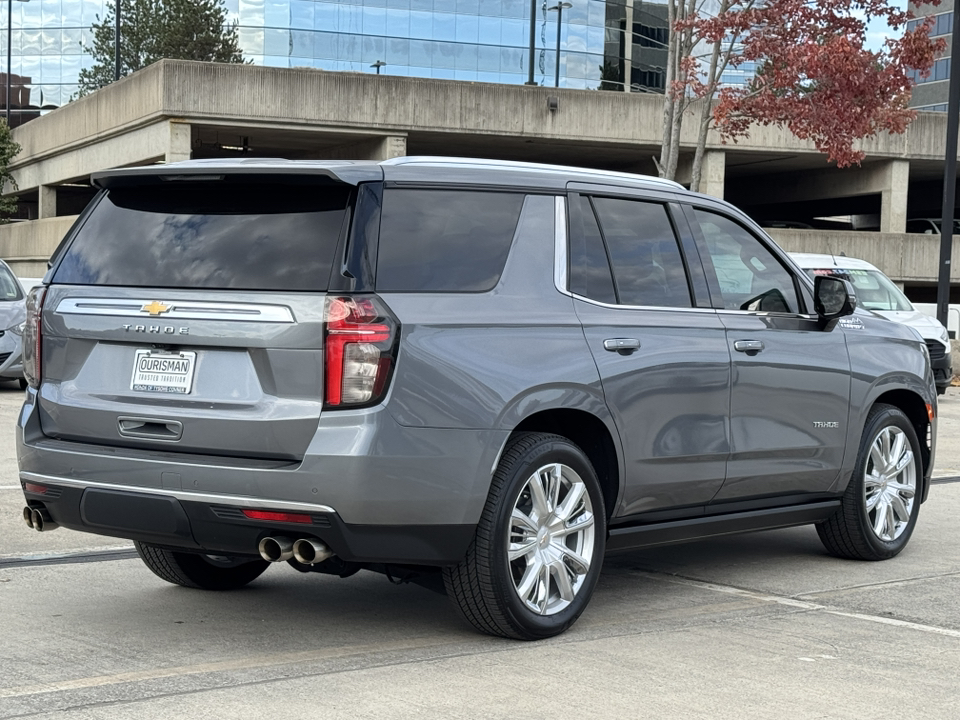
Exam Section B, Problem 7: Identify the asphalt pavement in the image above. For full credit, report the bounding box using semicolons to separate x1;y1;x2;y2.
1;384;959;718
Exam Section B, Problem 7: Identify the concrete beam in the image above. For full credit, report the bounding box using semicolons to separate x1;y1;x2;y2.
733;160;911;207
10;120;172;193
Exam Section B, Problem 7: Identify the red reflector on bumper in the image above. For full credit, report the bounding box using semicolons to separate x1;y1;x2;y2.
241;509;312;524
24;483;47;494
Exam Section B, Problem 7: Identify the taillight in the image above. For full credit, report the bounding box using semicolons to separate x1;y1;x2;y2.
323;295;398;408
23;286;46;389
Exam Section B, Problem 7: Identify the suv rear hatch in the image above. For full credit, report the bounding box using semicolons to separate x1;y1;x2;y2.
37;172;357;461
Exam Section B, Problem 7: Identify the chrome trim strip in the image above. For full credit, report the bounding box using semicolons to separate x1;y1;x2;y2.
552;195;716;315
55;298;296;323
554;195;567;295
567;291;722;315
20;472;336;514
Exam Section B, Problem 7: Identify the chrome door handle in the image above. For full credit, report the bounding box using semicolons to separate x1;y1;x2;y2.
604;338;641;354
734;340;764;354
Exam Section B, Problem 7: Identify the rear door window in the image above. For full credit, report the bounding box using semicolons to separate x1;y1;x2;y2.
569;194;617;304
589;197;693;308
376;189;524;292
53;181;351;291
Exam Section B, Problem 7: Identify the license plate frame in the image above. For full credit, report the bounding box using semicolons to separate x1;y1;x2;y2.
130;349;197;395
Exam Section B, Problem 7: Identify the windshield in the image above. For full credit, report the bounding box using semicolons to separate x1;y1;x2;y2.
933;220;960;234
805;268;912;312
0;264;23;302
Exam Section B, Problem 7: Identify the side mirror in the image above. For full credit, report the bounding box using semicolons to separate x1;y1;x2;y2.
814;275;857;326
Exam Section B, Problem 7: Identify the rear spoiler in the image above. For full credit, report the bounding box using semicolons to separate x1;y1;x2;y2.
91;160;384;189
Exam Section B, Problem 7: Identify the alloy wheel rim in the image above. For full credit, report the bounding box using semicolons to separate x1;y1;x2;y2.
864;426;916;542
507;462;595;616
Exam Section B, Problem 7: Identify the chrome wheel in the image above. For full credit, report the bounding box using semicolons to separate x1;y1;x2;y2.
864;426;917;542
507;462;596;616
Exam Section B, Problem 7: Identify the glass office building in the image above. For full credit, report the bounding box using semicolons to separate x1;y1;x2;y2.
0;0;672;123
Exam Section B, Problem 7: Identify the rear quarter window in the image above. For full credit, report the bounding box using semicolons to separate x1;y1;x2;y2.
376;189;525;292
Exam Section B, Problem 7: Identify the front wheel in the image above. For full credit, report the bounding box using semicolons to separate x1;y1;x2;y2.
817;404;922;561
444;432;606;640
135;542;270;590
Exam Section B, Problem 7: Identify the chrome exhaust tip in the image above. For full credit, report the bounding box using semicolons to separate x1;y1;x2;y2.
293;538;335;565
22;506;34;529
258;536;294;563
31;507;58;532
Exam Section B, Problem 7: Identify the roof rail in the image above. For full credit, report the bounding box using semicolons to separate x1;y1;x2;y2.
381;156;684;189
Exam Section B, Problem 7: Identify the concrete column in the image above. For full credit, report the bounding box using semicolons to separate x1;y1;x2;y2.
38;185;56;219
880;159;909;234
701;150;725;199
166;121;192;164
369;135;407;161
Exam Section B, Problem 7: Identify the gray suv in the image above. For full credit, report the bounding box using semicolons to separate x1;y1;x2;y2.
17;158;937;640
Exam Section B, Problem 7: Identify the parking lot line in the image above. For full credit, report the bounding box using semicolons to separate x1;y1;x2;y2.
636;570;960;639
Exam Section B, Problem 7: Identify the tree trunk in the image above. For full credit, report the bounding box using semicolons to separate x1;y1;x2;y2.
657;0;678;177
690;35;724;193
663;0;697;182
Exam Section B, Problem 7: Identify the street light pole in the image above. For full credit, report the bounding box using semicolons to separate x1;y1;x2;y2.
526;0;536;85
548;3;572;88
114;0;120;81
370;60;386;75
938;14;960;327
6;0;12;126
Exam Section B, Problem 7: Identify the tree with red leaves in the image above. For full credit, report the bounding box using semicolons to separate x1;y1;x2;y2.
656;0;945;193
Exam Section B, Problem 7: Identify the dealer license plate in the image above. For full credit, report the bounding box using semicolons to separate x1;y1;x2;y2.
130;349;197;394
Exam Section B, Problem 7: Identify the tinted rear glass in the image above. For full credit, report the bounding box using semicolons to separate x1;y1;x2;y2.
376;189;524;292
53;182;350;290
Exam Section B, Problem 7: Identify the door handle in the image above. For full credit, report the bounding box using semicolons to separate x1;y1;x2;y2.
734;340;764;354
604;338;641;354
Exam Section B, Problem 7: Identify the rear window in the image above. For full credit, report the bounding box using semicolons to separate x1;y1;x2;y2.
53;181;351;291
376;189;524;292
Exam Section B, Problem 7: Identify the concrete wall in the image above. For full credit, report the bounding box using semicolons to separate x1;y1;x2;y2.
767;229;960;283
0;216;76;277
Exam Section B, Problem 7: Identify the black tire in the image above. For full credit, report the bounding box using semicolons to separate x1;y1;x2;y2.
817;404;922;561
135;541;270;590
443;432;607;640
18;378;27;390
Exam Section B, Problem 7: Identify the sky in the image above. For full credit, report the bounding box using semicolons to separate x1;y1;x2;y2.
863;1;909;53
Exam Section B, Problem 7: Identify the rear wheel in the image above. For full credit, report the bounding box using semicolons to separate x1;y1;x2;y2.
444;432;606;640
135;542;270;590
817;404;922;560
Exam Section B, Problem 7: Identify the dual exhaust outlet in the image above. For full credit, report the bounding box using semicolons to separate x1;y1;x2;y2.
258;536;335;565
22;506;58;532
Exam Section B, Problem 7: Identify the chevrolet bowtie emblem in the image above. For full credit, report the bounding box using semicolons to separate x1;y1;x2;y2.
142;301;173;316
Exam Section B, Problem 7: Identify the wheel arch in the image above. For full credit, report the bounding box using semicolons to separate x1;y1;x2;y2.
872;388;933;490
509;408;621;519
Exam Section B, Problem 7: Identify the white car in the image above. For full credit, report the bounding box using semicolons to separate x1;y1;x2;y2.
791;253;952;395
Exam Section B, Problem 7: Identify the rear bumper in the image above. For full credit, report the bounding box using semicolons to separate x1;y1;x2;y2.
17;389;506;566
19;476;475;565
